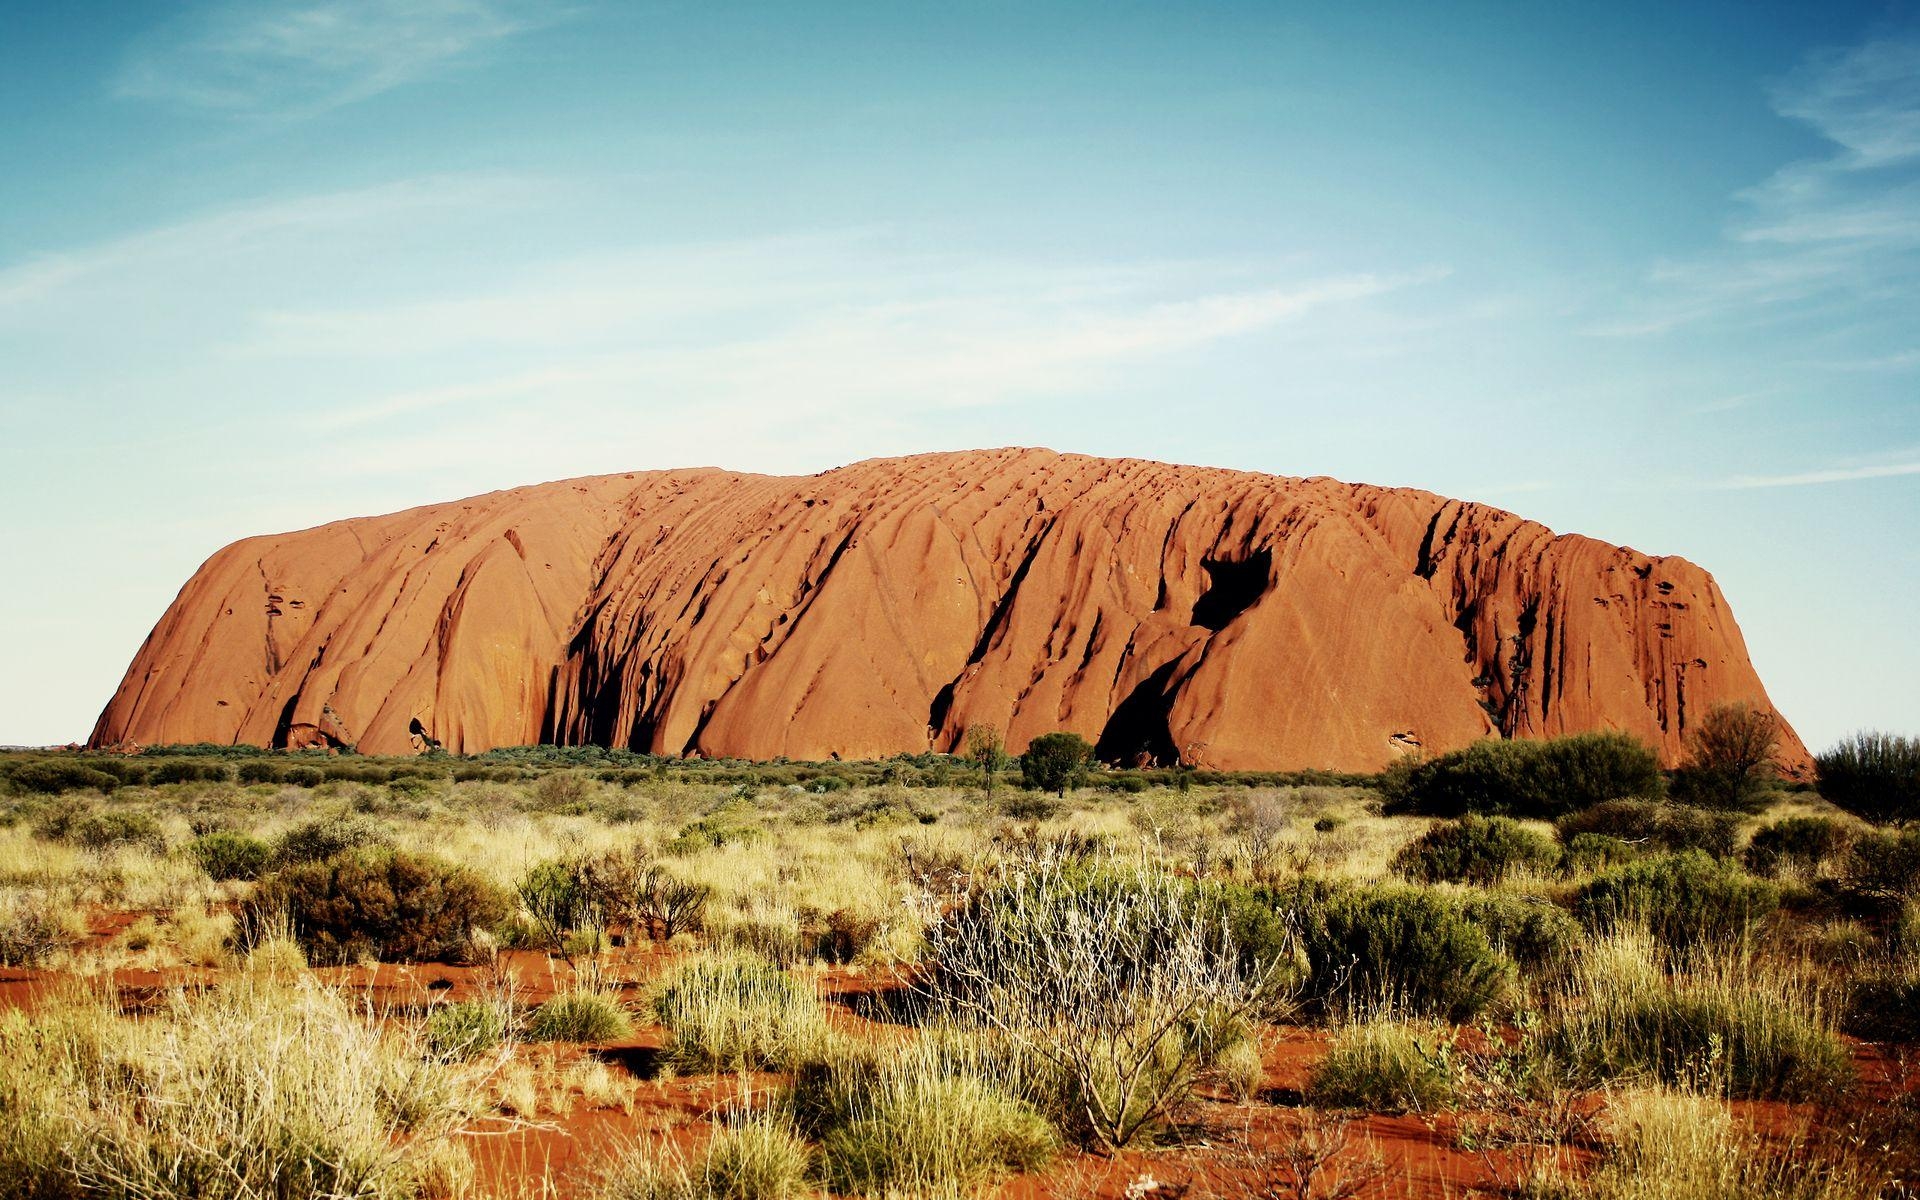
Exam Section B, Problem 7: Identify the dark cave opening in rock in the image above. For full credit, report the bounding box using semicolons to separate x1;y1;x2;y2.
1191;548;1271;631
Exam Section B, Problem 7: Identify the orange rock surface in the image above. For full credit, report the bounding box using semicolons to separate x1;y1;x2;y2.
91;449;1807;771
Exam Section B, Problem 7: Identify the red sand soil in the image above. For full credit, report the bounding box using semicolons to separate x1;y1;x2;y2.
89;448;1806;773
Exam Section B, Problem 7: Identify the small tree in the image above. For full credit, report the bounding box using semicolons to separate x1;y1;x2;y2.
1020;732;1094;797
1817;731;1920;826
966;723;1010;796
1672;702;1782;813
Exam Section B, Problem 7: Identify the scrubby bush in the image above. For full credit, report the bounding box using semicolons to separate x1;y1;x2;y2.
1390;814;1561;884
1842;972;1920;1043
652;954;830;1071
273;814;390;865
1745;816;1855;878
1290;884;1510;1021
426;999;508;1060
190;831;273;881
1818;732;1920;826
66;807;167;852
1019;732;1094;796
254;848;507;964
526;989;633;1043
1842;827;1920;901
1572;852;1779;950
1459;892;1581;980
147;759;232;785
1306;1017;1457;1113
9;760;120;795
1383;732;1661;819
0;889;81;967
1561;831;1640;874
1557;800;1741;860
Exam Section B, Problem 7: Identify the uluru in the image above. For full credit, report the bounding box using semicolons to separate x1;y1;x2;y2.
90;448;1805;772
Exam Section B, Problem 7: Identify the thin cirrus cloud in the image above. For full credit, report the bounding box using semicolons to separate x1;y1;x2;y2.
1593;31;1920;340
0;174;552;312
1716;458;1920;489
113;0;558;115
297;266;1428;435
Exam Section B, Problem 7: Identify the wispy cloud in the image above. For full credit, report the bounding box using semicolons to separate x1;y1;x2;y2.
0;174;550;309
1595;31;1920;337
0;171;1438;494
115;0;558;116
1716;459;1920;489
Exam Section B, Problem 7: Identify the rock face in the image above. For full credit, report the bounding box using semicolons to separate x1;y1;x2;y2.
91;449;1807;772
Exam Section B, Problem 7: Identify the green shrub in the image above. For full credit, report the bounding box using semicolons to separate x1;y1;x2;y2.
1561;831;1640;874
254;848;507;965
273;814;390;865
1842;828;1920;901
236;760;283;785
1385;732;1662;819
1572;852;1779;950
1292;884;1511;1020
1390;814;1561;884
147;759;232;785
426;1000;508;1060
190;832;273;881
1019;732;1095;796
652;955;829;1071
526;990;632;1043
1745;817;1855;878
1842;973;1920;1043
1459;893;1581;980
66;808;167;852
1817;732;1920;826
283;765;325;788
10;760;120;795
1557;800;1741;860
1306;1018;1457;1112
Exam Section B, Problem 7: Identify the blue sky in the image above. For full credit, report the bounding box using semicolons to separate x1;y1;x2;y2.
1;0;1915;749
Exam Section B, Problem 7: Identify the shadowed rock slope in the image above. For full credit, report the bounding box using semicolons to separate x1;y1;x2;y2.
91;449;1805;771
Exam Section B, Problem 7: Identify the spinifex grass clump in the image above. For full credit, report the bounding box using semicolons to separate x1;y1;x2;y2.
652;953;831;1071
1306;1012;1459;1113
1530;930;1852;1101
919;855;1277;1149
1538;1086;1882;1200
527;988;634;1043
427;998;510;1060
593;1113;814;1200
0;972;479;1200
792;1032;1058;1195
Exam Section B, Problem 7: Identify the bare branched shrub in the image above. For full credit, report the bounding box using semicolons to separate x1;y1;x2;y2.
919;854;1286;1150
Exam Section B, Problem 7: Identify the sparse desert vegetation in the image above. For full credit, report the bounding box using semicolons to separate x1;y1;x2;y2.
1;734;1917;1199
